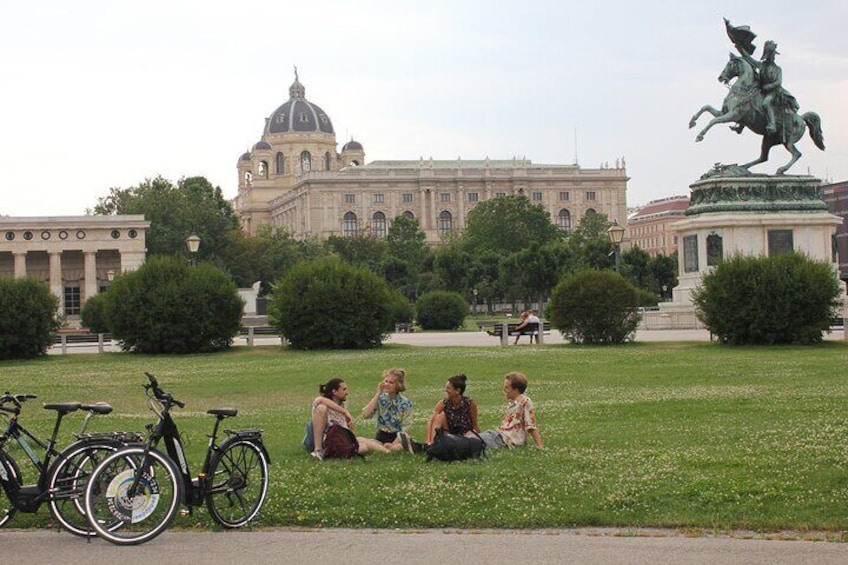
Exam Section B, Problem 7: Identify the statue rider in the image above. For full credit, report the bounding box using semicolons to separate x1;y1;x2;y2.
736;39;799;135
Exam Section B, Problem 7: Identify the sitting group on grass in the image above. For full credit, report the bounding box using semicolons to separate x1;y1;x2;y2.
303;369;544;461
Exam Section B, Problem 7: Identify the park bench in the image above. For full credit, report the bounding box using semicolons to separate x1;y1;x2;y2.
239;325;284;346
394;322;415;333
484;321;551;345
52;331;113;354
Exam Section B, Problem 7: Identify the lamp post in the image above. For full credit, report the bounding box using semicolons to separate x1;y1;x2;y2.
186;234;201;267
607;220;625;273
106;269;115;283
472;288;478;317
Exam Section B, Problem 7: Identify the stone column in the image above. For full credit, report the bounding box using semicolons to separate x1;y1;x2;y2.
48;252;63;299
83;251;98;302
13;252;26;278
419;189;427;228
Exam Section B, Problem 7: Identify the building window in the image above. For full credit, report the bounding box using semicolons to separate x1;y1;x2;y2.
440;193;451;203
585;209;596;216
342;212;358;237
495;192;506;198
324;152;331;171
344;193;355;204
111;230;120;239
557;209;572;232
532;192;542;201
467;192;478;202
438;211;453;236
586;191;596;201
64;286;81;316
402;193;413;203
403;211;415;219
372;212;387;238
373;194;384;204
275;152;285;174
559;191;570;201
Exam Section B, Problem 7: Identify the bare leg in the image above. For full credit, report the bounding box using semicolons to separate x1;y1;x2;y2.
357;437;391;454
312;405;327;452
426;412;448;443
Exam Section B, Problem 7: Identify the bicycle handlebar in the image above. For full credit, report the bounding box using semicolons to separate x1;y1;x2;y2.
0;392;38;414
143;372;186;409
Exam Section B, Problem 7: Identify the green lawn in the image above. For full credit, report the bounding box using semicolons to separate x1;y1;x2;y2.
3;341;848;532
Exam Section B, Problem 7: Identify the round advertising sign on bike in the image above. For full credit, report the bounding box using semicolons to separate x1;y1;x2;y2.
105;469;161;523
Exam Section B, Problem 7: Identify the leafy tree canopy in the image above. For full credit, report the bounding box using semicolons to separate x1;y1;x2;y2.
463;195;560;255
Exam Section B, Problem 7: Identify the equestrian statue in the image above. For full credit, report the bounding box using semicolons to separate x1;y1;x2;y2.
688;18;824;175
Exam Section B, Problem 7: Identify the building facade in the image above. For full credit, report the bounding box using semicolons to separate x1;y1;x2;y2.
0;216;149;318
233;75;629;242
822;180;848;281
627;195;689;257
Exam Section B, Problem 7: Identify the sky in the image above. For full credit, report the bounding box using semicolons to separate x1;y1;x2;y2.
2;1;847;217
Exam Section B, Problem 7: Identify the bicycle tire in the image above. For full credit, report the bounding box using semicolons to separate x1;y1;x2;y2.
47;439;129;536
0;452;22;528
84;446;182;545
205;438;269;528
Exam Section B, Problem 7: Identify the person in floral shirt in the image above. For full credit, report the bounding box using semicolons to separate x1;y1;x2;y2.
477;372;544;450
362;368;415;452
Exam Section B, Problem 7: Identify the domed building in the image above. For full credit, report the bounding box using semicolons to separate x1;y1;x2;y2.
233;72;628;242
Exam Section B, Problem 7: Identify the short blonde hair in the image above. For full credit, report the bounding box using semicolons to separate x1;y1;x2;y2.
504;372;528;394
384;368;406;392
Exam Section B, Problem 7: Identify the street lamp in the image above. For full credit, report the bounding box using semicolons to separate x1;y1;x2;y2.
106;269;115;282
607;220;625;273
472;288;478;316
186;234;201;267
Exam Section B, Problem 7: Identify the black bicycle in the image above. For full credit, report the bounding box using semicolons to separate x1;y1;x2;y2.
84;372;270;545
0;392;141;536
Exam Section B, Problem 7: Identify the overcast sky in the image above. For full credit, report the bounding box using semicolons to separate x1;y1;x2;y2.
2;0;846;217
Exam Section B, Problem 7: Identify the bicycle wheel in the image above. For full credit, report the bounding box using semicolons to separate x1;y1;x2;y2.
47;439;126;536
205;438;269;528
84;446;182;545
0;452;22;528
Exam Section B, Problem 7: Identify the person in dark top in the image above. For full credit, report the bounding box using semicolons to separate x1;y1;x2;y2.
424;373;479;444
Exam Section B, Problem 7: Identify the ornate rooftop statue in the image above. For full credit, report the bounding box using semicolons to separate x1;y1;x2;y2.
688;18;824;175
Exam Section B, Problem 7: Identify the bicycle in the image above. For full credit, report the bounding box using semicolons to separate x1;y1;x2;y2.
84;372;270;545
0;392;141;536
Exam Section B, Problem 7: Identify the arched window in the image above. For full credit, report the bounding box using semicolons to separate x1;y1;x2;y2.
585;208;597;217
300;151;312;173
557;209;572;232
438;211;453;236
372;212;387;238
275;152;285;174
403;211;415;219
324;152;332;171
343;212;358;237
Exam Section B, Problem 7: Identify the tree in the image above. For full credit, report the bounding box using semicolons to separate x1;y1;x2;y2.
692;252;841;345
271;256;394;349
433;243;473;293
326;234;386;273
463;195;560;255
222;226;308;291
93;176;240;263
105;256;243;353
0;278;62;359
651;253;678;300
548;269;641;344
564;213;615;271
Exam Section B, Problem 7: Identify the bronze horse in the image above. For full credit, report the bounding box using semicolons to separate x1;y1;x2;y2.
689;53;824;175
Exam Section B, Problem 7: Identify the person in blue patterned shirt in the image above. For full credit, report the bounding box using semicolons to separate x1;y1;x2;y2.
362;368;416;452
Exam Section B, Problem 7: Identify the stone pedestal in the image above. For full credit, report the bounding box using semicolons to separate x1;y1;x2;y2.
666;173;841;310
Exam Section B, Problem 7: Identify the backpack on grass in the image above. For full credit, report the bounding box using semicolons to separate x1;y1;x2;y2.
425;428;485;462
323;423;359;459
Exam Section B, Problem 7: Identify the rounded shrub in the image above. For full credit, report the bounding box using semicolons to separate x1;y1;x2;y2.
0;277;61;359
548;269;640;344
271;256;394;349
692;252;841;345
415;290;466;330
80;292;110;334
105;255;243;353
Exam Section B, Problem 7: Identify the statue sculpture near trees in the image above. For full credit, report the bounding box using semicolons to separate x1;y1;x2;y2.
688;18;824;175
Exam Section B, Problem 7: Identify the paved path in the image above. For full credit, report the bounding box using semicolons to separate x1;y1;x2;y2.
4;528;848;565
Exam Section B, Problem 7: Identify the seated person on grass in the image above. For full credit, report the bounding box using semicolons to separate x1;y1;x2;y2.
361;368;418;453
425;373;479;445
475;372;544;450
304;378;390;460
